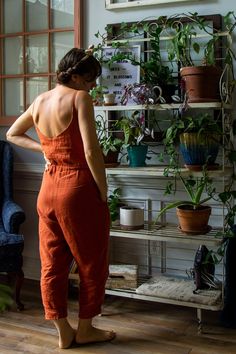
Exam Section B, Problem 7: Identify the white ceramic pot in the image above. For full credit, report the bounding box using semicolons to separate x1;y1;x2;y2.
120;206;144;230
103;93;116;104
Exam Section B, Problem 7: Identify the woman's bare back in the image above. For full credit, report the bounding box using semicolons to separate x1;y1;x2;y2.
33;86;77;138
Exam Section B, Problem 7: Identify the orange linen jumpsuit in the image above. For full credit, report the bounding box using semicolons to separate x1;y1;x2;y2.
36;99;110;320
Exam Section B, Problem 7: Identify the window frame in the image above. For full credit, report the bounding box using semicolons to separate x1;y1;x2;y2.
105;0;202;10
0;0;83;126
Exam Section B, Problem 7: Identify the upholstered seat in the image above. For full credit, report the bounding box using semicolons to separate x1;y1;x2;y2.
0;140;25;310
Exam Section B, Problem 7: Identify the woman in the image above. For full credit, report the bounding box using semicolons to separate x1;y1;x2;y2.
6;47;115;349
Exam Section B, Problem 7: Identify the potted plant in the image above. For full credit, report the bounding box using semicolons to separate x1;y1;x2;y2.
96;115;123;166
103;92;116;105
164;112;222;171
166;12;236;103
89;85;108;105
117;110;154;167
157;170;216;235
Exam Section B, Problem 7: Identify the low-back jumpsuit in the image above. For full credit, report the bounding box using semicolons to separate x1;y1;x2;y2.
35;95;110;320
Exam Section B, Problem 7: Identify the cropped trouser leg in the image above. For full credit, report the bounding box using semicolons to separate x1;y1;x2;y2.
58;181;110;319
39;217;73;320
38;169;110;320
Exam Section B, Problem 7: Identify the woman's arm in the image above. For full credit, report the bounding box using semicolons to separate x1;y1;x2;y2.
6;104;42;153
77;91;108;202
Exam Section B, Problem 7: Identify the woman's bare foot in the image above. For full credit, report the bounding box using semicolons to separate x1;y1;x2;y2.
53;318;75;349
75;318;116;345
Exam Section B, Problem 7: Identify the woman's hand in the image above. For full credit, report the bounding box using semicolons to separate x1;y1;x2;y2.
43;152;51;171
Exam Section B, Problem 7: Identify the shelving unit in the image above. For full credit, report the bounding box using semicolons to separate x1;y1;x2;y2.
98;93;232;333
105;165;225;333
80;13;234;332
93;80;233;333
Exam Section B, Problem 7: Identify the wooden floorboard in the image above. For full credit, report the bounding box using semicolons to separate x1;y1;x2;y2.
0;279;236;354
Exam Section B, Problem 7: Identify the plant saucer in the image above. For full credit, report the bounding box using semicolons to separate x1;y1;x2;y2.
178;225;212;235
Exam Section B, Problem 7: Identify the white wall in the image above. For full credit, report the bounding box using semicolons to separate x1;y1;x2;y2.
84;0;236;48
1;0;234;279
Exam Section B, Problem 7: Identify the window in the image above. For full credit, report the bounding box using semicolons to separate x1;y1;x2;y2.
0;0;83;125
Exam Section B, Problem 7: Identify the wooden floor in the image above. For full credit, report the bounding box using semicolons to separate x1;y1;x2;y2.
0;279;236;354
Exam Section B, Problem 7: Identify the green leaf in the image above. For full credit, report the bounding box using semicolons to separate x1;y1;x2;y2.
156;200;195;221
193;42;200;53
218;191;232;203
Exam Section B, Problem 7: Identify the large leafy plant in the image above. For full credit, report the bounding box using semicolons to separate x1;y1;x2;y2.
163;112;222;169
93;20;174;88
165;112;222;142
166;11;236;68
156;171;215;221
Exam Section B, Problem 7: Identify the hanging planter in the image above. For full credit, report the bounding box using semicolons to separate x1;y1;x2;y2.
127;145;148;167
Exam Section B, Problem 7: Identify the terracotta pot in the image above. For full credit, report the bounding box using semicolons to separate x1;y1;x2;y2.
176;205;211;235
180;66;222;103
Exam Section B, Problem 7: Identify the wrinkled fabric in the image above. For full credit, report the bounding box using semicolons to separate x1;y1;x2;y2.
36;98;110;320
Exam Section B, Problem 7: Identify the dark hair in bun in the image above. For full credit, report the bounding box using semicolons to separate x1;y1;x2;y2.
56;47;101;84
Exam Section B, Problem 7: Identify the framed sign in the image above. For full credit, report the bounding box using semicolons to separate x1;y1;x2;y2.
99;46;140;105
105;0;200;10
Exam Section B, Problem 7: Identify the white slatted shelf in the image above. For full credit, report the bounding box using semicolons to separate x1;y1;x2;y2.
105;288;222;311
94;102;232;112
106;165;233;178
110;223;222;247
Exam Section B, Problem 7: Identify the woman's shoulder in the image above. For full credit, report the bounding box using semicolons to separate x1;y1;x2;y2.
34;88;55;104
75;90;93;105
76;90;91;99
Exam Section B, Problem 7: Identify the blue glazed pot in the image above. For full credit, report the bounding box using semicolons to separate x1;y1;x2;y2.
179;132;220;168
127;145;148;167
